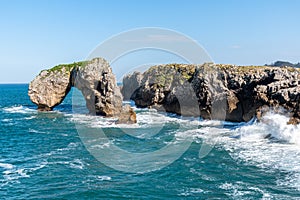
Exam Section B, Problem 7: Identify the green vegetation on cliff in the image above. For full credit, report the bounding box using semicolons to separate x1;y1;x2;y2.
47;61;88;73
146;64;196;86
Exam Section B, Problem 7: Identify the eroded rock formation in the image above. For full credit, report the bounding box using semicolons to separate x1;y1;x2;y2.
29;58;136;124
122;63;300;124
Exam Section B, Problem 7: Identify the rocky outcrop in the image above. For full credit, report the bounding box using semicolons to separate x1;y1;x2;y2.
29;57;136;124
122;63;300;124
28;64;74;111
266;61;300;68
121;71;143;100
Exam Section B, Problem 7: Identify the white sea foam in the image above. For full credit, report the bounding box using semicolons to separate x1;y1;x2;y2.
2;168;30;182
53;142;80;154
24;116;36;120
2;105;35;114
29;128;47;134
1;119;12;122
97;175;111;181
69;106;300;190
0;163;14;169
70;108;202;140
69;159;86;170
218;182;272;199
70;114;117;128
186;112;300;191
260;112;300;145
70;108;200;129
178;187;205;196
1;161;47;183
29;162;47;172
22;142;85;171
90;141;112;150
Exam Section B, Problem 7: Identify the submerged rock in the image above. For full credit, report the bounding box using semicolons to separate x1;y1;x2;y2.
122;63;300;124
28;58;136;124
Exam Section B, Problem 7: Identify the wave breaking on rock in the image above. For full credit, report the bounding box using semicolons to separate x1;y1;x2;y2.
122;63;300;124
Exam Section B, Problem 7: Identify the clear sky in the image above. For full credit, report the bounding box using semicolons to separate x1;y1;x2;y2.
0;0;299;83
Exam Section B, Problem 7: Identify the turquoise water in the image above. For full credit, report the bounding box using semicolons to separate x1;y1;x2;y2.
1;84;300;199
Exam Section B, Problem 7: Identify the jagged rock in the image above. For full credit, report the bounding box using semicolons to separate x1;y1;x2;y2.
121;71;143;100
116;104;137;124
28;65;74;111
122;63;300;124
72;58;122;116
28;58;136;124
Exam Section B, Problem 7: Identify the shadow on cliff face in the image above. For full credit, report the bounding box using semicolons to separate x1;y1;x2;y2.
122;63;300;124
122;63;228;122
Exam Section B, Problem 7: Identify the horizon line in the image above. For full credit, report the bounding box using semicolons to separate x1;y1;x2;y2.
0;82;29;84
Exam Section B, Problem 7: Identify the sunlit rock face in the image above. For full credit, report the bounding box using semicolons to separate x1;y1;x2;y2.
122;63;300;124
28;57;136;124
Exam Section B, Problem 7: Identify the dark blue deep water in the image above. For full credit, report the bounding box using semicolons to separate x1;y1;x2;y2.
1;84;300;199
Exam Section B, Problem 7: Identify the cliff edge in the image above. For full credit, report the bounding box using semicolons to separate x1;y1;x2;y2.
122;63;300;124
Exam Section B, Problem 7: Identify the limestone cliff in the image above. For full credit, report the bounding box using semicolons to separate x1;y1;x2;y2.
28;58;136;123
122;63;300;124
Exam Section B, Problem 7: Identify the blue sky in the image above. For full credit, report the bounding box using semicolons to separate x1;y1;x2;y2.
0;0;300;83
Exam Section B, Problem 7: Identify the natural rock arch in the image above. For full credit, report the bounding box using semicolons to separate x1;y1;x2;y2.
28;57;136;123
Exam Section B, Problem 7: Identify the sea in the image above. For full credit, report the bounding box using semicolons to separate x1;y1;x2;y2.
1;84;300;199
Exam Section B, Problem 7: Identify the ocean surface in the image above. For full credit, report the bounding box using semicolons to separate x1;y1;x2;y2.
1;84;300;199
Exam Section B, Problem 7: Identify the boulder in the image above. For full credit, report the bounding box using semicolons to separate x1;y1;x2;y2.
116;104;137;124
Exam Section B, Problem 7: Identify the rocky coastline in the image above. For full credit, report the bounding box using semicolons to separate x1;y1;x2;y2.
28;58;300;124
122;63;300;124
